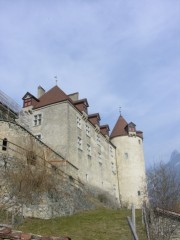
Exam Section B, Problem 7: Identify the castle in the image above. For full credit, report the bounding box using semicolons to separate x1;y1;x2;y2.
0;84;146;213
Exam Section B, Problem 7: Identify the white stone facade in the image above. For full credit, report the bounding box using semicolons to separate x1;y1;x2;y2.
29;101;120;203
111;135;146;208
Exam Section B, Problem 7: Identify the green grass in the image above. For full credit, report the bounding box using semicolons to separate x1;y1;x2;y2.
16;208;147;240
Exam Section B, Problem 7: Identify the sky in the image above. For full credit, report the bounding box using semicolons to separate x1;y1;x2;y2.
0;0;179;168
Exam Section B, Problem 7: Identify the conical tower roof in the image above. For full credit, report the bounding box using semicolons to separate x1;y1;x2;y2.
34;85;72;109
110;115;128;139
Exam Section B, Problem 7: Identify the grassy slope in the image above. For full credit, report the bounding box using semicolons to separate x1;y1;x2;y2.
17;208;147;240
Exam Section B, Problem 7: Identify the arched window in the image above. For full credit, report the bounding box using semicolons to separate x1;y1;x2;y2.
2;138;7;151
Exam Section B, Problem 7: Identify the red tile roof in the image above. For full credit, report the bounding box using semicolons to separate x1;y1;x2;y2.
34;86;72;109
110;115;128;139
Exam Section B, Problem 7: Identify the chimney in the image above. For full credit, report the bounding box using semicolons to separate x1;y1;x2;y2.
37;86;45;98
68;92;79;101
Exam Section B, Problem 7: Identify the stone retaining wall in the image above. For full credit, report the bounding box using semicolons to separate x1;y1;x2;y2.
0;225;71;240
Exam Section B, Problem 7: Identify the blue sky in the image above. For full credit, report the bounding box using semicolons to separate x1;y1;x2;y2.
0;0;179;167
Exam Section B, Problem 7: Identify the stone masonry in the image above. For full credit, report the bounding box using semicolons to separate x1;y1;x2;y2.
0;225;71;240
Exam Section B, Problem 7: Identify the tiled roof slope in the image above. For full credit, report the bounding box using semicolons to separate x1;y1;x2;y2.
34;86;72;109
110;115;128;139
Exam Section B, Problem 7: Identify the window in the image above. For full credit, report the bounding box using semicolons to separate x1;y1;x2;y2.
35;134;42;140
86;124;90;136
34;114;42;126
138;191;141;196
129;127;135;132
77;137;82;150
138;139;141;144
97;134;101;145
87;144;91;156
2;138;7;151
110;146;114;158
98;152;102;163
77;116;81;129
24;98;32;107
111;162;116;174
124;152;128;159
86;174;89;182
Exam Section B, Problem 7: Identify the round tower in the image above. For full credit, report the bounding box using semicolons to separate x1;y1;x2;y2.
110;115;146;208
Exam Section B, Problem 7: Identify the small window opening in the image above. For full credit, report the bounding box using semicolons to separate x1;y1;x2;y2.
35;134;41;140
2;138;7;151
69;175;74;181
124;152;128;159
138;191;141;196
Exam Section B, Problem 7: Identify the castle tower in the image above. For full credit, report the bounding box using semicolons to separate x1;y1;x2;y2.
110;115;146;208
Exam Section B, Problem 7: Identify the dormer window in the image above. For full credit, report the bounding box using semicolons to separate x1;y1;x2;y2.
88;113;101;126
24;98;32;107
74;99;89;114
22;92;39;108
129;126;135;132
127;122;136;136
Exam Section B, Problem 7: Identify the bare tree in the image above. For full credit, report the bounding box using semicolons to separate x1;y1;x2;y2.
143;162;180;240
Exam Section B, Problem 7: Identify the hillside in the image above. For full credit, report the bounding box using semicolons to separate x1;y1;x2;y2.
16;208;147;240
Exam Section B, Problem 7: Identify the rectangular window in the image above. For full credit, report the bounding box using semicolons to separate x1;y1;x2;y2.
24;98;32;107
111;162;116;174
110;146;114;158
86;124;90;137
77;136;82;150
98;152;102;164
87;144;91;156
124;152;128;159
2;138;8;151
97;134;101;145
77;116;81;129
34;114;42;126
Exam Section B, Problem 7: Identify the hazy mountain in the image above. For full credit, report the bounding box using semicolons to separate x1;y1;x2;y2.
166;150;180;181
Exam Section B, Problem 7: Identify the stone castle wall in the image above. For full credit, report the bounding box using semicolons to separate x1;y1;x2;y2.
0;120;119;219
